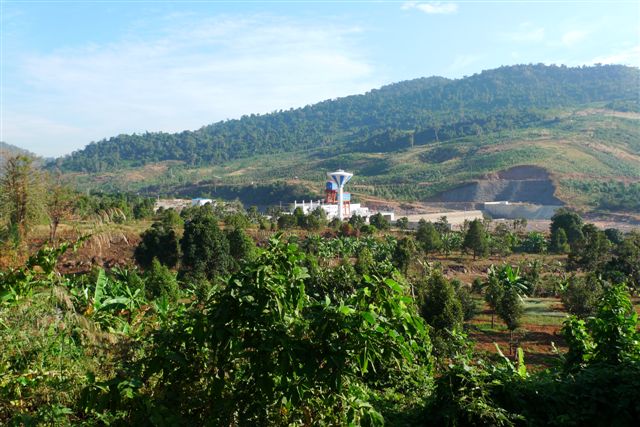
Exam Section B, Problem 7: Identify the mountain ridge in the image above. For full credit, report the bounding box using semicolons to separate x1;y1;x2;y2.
52;63;639;173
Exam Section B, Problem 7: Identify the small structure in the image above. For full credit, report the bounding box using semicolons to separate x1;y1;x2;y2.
154;198;191;212
404;211;484;230
327;170;353;220
290;169;372;220
191;198;213;207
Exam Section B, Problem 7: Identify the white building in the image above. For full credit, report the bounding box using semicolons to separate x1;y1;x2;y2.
291;200;372;221
191;198;213;207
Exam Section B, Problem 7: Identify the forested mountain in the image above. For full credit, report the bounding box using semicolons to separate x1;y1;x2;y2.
1;142;34;157
53;64;639;173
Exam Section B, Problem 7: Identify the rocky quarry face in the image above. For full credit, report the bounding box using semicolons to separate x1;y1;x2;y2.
430;165;563;205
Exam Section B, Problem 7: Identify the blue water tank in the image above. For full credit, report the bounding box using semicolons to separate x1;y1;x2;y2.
326;181;338;190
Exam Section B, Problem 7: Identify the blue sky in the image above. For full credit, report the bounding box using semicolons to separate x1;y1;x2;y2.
1;1;638;157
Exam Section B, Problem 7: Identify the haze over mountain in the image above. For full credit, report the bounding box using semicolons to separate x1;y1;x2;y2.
52;64;640;213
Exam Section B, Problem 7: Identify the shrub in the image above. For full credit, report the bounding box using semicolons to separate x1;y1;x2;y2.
107;235;432;425
454;281;478;321
519;231;547;254
419;271;464;357
145;258;180;302
396;217;409;230
134;222;180;269
604;228;624;245
369;213;390;231
180;207;232;280
226;227;256;266
549;228;570;253
416;221;442;253
562;283;640;368
463;219;488;259
359;224;376;235
568;224;611;271
560;275;604;318
550;208;584;247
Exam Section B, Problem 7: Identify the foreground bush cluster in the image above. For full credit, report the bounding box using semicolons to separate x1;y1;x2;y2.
1;222;640;425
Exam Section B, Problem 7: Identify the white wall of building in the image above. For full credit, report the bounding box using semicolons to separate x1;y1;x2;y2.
291;200;371;220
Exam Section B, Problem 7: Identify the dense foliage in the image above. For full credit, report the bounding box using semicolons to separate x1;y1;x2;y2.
2;191;640;425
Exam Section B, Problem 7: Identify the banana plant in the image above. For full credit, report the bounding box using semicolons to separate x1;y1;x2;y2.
85;269;146;324
488;264;530;300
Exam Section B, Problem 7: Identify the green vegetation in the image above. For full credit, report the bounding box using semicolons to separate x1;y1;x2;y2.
179;205;232;280
134;214;181;268
46;65;640;213
1;191;640;424
2;63;640;423
463;219;489;259
52;65;639;173
418;271;464;357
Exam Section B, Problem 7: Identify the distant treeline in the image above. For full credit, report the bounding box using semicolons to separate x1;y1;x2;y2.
144;181;318;206
52;64;639;173
564;180;640;212
351;109;556;153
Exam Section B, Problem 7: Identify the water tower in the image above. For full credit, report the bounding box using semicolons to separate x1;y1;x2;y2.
327;169;353;221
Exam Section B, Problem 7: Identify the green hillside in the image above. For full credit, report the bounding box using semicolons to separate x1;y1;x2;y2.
52;64;640;212
63;109;639;212
53;64;638;171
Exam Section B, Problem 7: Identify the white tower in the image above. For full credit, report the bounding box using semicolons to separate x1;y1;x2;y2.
328;169;353;221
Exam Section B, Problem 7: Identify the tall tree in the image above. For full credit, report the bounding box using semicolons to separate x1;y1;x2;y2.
484;264;528;329
496;286;525;354
0;155;43;244
416;221;442;253
602;231;640;290
45;178;75;243
419;271;463;357
463;219;488;259
550;208;584;249
568;224;611;271
180;207;231;280
392;237;416;274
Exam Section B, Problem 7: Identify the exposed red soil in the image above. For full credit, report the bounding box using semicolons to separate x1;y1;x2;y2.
54;229;141;274
468;313;566;369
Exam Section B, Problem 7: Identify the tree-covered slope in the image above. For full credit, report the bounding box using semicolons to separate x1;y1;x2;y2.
53;64;639;173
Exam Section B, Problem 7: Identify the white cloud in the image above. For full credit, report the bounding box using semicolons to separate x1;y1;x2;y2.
500;23;545;43
592;45;640;66
5;15;380;156
561;30;588;47
402;2;458;15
